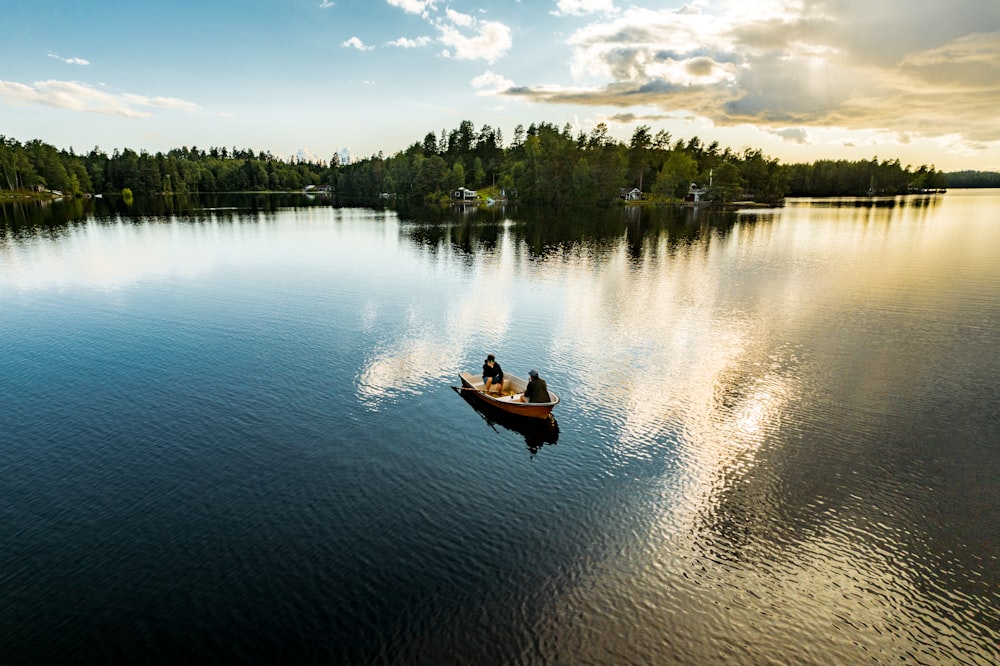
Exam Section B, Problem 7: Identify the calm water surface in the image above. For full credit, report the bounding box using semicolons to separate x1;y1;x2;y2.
2;192;998;664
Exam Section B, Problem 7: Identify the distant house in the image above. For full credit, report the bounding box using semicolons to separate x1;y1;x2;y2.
452;187;477;200
685;183;709;203
619;187;642;201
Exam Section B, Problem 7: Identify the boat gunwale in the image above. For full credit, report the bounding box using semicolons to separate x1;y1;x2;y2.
458;371;559;416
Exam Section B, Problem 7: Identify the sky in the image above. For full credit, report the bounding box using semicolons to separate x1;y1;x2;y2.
2;0;999;171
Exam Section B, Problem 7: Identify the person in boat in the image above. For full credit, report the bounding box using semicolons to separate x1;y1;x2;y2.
520;369;551;403
482;354;504;394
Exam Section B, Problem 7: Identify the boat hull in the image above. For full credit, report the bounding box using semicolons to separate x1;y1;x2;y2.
458;372;559;419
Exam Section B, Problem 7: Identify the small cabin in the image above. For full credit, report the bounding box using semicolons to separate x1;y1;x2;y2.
619;187;642;201
685;183;708;203
452;187;477;200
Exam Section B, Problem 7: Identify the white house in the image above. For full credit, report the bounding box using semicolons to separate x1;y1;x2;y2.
685;183;709;203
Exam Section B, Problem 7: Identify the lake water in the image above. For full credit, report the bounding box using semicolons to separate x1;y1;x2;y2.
2;192;998;664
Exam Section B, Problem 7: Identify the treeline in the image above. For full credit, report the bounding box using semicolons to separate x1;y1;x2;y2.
341;121;787;205
945;170;1000;188
785;159;947;196
0;137;327;196
1;123;966;205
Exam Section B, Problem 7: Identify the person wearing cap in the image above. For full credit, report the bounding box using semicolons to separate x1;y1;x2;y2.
520;369;551;403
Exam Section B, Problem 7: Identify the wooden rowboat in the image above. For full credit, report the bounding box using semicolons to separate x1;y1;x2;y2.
452;385;559;456
458;371;559;419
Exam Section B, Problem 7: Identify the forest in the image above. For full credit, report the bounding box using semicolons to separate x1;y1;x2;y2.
0;120;967;206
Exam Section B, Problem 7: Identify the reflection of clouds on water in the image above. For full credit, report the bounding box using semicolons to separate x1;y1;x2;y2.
356;337;454;409
548;233;759;464
524;204;1000;662
0;216;341;291
1;220;219;290
354;223;527;412
527;197;1000;663
0;208;401;292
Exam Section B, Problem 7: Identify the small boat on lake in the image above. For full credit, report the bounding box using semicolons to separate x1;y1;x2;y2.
452;385;559;456
457;371;560;419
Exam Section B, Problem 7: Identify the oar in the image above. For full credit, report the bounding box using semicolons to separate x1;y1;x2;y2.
453;385;511;397
452;385;483;392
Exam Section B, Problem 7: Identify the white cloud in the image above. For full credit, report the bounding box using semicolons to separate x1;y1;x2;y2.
342;36;374;51
319;1;335;7
553;0;616;17
438;19;512;63
383;1;512;64
121;93;200;113
387;36;432;48
445;8;474;27
471;70;515;95
386;0;435;16
296;148;324;163
0;79;200;118
48;53;90;65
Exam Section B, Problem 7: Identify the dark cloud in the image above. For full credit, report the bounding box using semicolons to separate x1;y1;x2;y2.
771;128;812;144
685;57;718;77
606;111;681;122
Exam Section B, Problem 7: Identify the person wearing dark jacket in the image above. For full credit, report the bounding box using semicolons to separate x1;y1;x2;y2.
520;369;551;403
482;354;504;394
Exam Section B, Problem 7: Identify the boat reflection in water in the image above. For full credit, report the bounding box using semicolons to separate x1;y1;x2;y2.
452;386;559;456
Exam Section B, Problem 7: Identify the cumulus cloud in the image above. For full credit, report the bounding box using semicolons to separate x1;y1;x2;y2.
553;0;616;17
319;1;335;8
383;0;512;64
471;70;515;95
296;148;325;163
438;18;512;63
387;36;432;48
48;53;90;65
503;1;1000;145
445;8;474;28
342;36;373;51
386;0;435;16
0;79;200;118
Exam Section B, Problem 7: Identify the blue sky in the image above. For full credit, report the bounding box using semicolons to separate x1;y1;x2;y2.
3;0;999;170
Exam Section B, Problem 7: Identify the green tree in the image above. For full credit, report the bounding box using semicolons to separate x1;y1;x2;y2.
571;157;598;203
706;161;744;203
652;150;698;200
449;161;465;191
628;125;653;190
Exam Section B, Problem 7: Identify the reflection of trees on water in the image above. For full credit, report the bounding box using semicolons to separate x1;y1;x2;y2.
0;192;348;232
4;192;943;241
805;194;942;209
398;203;745;268
1;196;91;232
